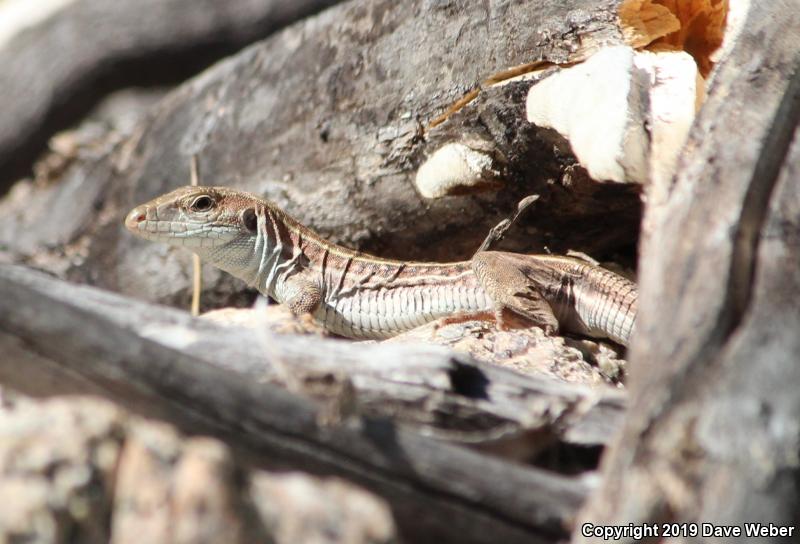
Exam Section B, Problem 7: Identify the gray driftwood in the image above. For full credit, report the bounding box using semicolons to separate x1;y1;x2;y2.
0;263;605;544
575;1;800;536
0;0;640;312
0;0;343;189
0;265;625;448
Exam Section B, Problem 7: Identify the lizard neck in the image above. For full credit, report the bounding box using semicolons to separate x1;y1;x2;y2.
206;200;384;299
208;202;310;299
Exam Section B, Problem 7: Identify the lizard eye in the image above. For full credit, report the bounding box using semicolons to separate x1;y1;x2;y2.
242;208;257;232
190;195;214;212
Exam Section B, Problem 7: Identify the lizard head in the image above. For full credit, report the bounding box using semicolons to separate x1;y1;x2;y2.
125;186;261;254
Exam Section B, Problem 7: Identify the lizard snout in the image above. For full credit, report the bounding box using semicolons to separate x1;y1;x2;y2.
124;206;148;232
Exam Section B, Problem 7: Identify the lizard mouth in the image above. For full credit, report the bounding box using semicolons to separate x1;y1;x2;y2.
124;205;182;240
124;205;238;248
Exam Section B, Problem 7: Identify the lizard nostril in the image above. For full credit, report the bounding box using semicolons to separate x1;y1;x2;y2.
125;207;147;230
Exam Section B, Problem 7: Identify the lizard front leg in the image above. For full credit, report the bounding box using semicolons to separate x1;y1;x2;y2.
278;270;325;333
471;251;560;335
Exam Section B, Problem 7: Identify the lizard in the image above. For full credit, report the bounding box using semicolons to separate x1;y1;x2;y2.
125;186;637;345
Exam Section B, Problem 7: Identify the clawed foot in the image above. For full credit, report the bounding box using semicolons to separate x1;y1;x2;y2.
493;307;556;335
427;311;495;339
427;309;555;339
273;311;327;336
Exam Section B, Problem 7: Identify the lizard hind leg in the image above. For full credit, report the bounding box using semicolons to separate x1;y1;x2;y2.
472;251;560;336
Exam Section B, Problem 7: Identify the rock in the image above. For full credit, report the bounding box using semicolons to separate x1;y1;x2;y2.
387;319;624;385
251;473;396;544
0;397;123;544
0;396;396;544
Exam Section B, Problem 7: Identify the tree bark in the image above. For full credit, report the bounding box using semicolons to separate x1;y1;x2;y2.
0;0;343;189
575;0;800;535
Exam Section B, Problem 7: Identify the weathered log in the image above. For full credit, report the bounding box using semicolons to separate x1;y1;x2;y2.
0;264;625;451
0;0;343;189
0;263;596;543
575;0;800;536
0;0;649;311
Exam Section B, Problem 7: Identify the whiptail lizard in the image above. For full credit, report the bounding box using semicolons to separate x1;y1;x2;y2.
125;186;637;345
